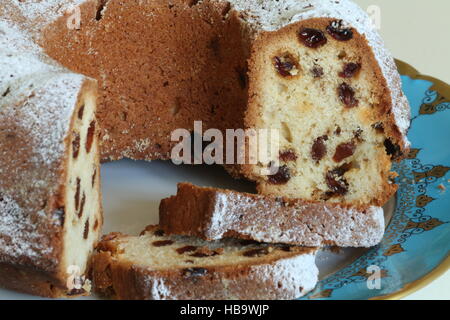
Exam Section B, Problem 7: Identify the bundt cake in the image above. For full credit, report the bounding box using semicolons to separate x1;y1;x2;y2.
91;226;318;300
0;20;102;297
160;183;384;247
0;0;411;298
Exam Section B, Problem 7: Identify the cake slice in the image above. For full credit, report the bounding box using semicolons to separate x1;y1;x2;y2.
238;0;410;208
0;21;102;297
91;226;318;300
160;183;384;248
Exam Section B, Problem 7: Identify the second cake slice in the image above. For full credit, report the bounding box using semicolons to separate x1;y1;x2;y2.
159;183;385;248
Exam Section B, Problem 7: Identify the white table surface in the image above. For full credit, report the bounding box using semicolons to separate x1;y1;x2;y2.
354;0;450;300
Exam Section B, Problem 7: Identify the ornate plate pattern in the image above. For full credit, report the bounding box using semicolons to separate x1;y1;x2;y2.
302;60;450;300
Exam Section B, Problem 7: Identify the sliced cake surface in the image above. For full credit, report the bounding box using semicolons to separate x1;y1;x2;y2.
241;0;410;207
92;226;318;300
160;183;385;247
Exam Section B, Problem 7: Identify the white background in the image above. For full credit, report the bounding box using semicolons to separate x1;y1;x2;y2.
354;0;450;300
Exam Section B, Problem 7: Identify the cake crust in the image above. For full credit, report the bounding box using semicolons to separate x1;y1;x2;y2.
160;183;385;247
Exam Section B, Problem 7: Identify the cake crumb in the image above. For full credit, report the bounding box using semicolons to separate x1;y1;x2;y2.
438;184;446;192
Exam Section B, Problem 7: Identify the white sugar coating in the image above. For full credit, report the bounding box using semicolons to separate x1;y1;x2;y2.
11;0;88;31
204;190;384;247
0;19;86;166
141;253;318;299
266;252;319;296
229;0;411;148
0;195;55;263
0;18;90;267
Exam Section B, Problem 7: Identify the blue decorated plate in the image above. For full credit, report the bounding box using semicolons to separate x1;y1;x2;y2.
301;60;450;300
0;61;448;300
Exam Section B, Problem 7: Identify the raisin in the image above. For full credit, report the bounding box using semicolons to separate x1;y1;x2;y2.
339;63;361;78
281;245;293;252
326;165;351;195
152;240;174;247
177;246;198;254
333;142;356;162
190;247;221;258
311;65;324;78
338;83;358;107
83;220;89;239
78;193;86;218
182;268;208;277
85;121;96;153
78;105;85;120
2;87;10;97
326;20;354;41
372;122;384;133
298;28;327;48
92;169;97;188
279;149;298;162
238;239;260;246
311;135;328;162
72;133;80;158
102;233;122;242
243;247;269;257
273;54;299;77
334;126;342;136
153;229;165;237
384;139;403;160
268;165;291;185
74;178;81;211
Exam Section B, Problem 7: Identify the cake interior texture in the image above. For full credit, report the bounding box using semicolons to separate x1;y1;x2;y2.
91;226;318;299
244;18;400;206
61;87;103;279
109;227;314;270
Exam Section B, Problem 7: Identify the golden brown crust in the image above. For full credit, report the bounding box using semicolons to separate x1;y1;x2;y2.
41;0;250;162
159;183;385;247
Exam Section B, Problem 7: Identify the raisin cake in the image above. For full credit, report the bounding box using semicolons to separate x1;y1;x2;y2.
160;183;384;247
91;226;318;300
0;21;102;297
238;1;411;207
0;0;412;298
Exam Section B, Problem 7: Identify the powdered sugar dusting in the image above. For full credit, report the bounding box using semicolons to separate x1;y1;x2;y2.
199;187;384;247
0;195;55;264
13;0;88;33
0;18;89;268
266;252;318;296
